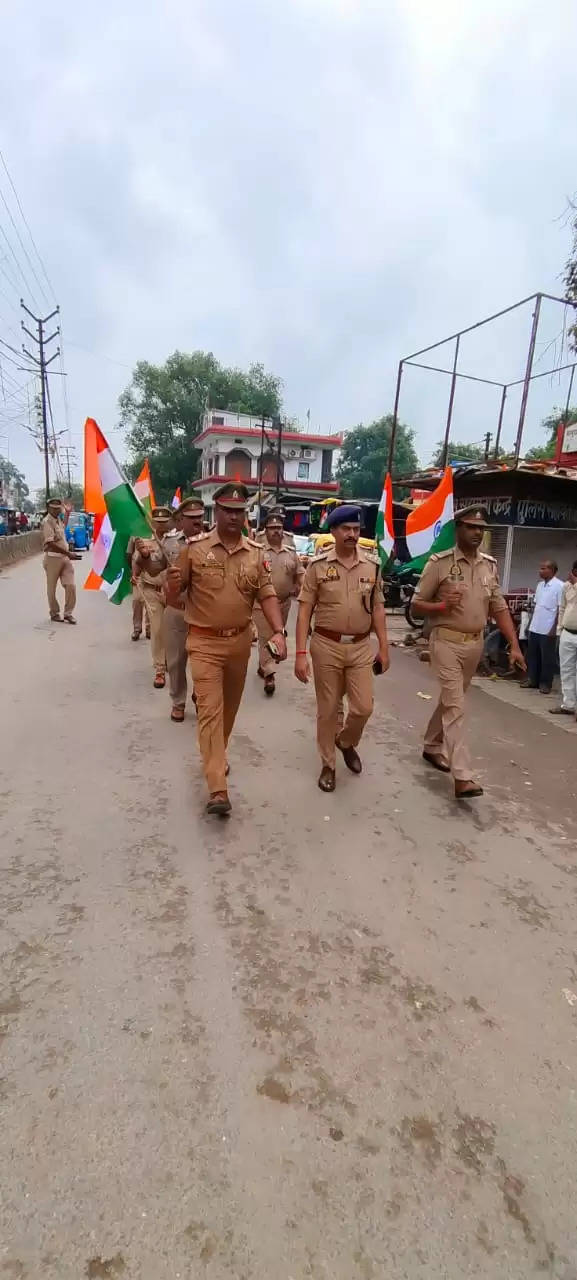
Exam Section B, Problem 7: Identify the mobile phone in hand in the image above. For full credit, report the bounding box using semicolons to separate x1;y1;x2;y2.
372;658;383;676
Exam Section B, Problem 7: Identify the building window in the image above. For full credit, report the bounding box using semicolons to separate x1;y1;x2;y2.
225;448;252;481
298;461;310;480
212;415;224;426
321;450;333;483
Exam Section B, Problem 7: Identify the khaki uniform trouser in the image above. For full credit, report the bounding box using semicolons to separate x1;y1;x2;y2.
187;628;252;795
132;583;149;636
310;632;374;769
43;554;76;618
163;605;188;707
254;597;291;675
140;585;165;672
424;632;484;781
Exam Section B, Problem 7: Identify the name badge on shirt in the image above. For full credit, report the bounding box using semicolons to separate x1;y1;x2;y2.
325;565;339;580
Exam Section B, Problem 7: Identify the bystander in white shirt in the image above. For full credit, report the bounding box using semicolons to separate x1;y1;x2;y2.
529;576;564;635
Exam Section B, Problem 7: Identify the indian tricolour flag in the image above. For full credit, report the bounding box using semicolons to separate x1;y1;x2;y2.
404;467;455;573
84;420;151;603
134;459;156;512
375;473;395;570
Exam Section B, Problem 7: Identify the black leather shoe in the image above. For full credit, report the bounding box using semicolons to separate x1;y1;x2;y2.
336;739;362;773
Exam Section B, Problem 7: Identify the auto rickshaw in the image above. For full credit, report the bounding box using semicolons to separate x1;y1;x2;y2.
65;510;91;551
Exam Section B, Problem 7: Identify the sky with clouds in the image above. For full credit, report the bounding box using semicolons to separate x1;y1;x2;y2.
1;0;576;492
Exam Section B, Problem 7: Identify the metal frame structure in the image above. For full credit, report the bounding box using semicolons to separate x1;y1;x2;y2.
387;291;577;475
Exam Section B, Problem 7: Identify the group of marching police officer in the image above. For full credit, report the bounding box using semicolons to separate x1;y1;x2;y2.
67;485;525;818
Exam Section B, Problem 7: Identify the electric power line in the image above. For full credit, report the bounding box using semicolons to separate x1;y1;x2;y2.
0;149;57;303
0;220;40;310
0;182;50;308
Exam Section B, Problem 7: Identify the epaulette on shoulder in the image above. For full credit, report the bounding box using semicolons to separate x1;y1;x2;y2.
246;537;262;549
311;551;329;563
189;531;209;543
429;549;453;563
480;551;497;563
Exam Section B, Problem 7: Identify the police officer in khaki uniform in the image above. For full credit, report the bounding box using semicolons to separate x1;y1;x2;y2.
41;497;78;623
162;497;204;721
126;535;150;641
132;506;173;688
167;483;287;816
412;505;526;799
254;509;304;696
295;504;390;792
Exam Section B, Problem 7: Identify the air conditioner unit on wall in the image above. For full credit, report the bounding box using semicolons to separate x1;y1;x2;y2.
302;448;314;458
288;448;298;457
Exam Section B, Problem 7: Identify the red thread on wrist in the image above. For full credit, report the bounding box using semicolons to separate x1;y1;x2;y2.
438;601;448;612
296;650;308;655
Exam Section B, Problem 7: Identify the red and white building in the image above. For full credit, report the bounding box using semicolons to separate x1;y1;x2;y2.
191;410;342;519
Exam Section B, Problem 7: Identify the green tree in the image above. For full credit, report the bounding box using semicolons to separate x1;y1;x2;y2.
336;416;418;498
119;350;283;500
524;406;577;461
0;455;29;505
38;480;85;509
430;440;488;467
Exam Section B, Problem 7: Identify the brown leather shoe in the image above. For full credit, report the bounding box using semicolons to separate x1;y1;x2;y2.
455;780;483;799
318;766;336;792
170;705;185;722
336;738;362;773
206;792;232;816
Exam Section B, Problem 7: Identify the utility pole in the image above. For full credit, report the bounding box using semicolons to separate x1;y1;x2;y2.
20;300;60;500
274;415;283;503
62;446;77;497
483;431;492;463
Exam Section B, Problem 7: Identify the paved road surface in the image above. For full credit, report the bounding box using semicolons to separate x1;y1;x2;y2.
1;555;576;1280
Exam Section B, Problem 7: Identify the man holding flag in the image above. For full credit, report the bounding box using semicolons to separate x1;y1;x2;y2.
412;505;525;799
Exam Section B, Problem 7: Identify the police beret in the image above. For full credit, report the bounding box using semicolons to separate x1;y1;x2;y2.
178;496;204;515
214;483;250;508
455;505;489;525
151;506;173;520
264;508;285;526
326;504;361;530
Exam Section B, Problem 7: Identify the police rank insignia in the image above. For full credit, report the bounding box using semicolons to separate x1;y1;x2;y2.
263;557;271;572
325;565;339;580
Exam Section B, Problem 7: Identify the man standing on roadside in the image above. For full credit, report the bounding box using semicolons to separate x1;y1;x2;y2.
41;497;78;624
550;560;577;719
522;560;564;695
412;507;525;799
254;509;304;697
294;505;390;793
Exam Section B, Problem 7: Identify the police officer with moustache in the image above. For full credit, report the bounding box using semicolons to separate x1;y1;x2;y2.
295;504;390;792
412;505;526;799
167;483;287;816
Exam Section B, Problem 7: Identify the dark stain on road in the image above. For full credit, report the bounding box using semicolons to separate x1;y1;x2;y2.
86;1256;126;1278
257;1075;291;1103
500;881;552;928
453;1112;496;1173
398;1113;442;1168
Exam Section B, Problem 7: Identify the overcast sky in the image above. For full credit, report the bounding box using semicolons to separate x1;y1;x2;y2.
1;0;576;493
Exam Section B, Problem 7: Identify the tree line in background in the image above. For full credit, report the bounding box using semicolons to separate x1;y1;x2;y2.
117;345;575;502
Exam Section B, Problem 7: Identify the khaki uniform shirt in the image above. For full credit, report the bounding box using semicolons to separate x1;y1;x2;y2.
42;512;69;556
559;579;577;633
299;547;383;634
414;547;507;634
258;535;304;602
134;538;168;588
161;529;186;566
180;528;276;629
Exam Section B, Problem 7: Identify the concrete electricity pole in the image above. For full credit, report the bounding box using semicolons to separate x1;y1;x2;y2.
20;300;60;500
